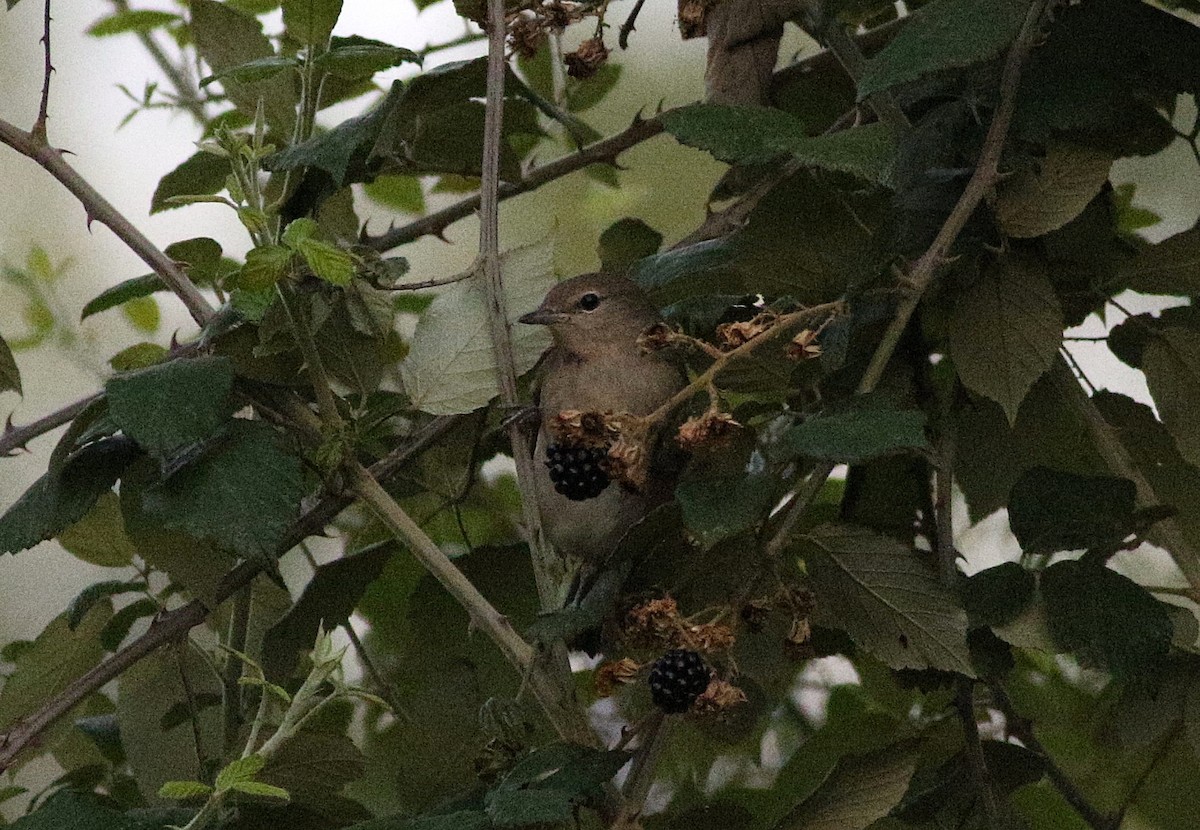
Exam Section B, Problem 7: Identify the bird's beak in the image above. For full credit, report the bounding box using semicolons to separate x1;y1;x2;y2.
518;308;569;325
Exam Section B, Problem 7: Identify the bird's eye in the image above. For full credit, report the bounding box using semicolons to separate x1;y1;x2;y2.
579;292;601;312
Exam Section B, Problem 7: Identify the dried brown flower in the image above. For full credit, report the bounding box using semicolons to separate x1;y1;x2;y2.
676;409;741;450
680;622;736;653
565;37;609;79
550;409;617;448
507;15;546;59
678;0;711;39
594;657;641;697
741;600;771;633
786;328;822;361
637;321;677;353
625;597;682;646
691;678;747;714
715;310;778;349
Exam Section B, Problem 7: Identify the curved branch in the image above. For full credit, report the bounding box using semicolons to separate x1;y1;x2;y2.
0;119;215;326
0;392;99;456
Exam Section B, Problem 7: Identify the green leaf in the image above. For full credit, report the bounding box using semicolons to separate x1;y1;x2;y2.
662;106;897;184
230;780;291;800
777;742;920;830
995;142;1114;238
1118;226;1200;296
487;788;573;827
772;400;927;463
497;743;628;803
1142;328;1200;469
107;356;234;459
1040;559;1173;679
240;244;294;291
0;437;137;555
109;342;170;372
0;604;111;738
1007;466;1139;555
88;10;179;37
282;0;343;48
961;563;1035;628
151;150;229;214
122;295;161;334
66;579;147;630
949;254;1063;424
217;753;267;790
802;524;975;675
363;174;426;214
857;0;1027;100
81;274;164;321
317;36;421;79
282;218;356;286
200;54;298;88
134;420;304;558
401;240;555;415
677;466;778;550
598;217;663;274
100;598;160;650
629;238;737;304
190;0;297;133
346;811;491;830
0;331;21;394
158;780;214;800
258;731;364;812
6;790;137;830
262;542;394;679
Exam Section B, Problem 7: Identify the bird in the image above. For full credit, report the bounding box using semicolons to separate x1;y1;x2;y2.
518;272;687;584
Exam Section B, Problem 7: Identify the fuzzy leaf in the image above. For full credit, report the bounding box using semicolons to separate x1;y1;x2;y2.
995;142;1114;238
773;401;928;463
81;275;164;321
777;742;920;830
107;356;234;459
1142;328;1200;469
857;0;1027;100
151;150;229;214
1118;226;1200;296
949;255;1063;424
802;524;975;675
317;36;421;79
401;241;555;414
282;0;343;48
217;754;267;790
158;780;214;800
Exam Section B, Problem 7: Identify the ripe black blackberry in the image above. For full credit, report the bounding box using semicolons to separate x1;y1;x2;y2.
648;649;711;714
545;442;610;501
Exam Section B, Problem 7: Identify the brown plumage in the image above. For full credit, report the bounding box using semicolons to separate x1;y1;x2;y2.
519;272;687;564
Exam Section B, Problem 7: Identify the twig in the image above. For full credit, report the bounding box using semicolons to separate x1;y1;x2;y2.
0;392;99;456
989;681;1111;830
363;113;666;252
276;284;342;430
764;0;1052;556
618;0;649;50
220;585;252;756
480;0;563;607
611;711;669;829
346;460;594;745
0;119;215;326
1048;356;1200;594
109;0;206;125
384;269;476;291
0;416;461;773
33;0;53;141
1108;726;1178;830
341;620;410;722
956;680;1001;830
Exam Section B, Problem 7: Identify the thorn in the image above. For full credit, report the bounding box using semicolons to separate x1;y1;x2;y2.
169;330;181;351
358;219;372;243
656;99;666;115
434;229;451;244
629;108;646;127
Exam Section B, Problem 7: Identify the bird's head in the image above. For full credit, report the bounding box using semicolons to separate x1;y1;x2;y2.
519;272;661;352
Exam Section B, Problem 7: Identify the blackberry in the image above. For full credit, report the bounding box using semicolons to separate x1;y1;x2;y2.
648;649;711;714
545;443;610;501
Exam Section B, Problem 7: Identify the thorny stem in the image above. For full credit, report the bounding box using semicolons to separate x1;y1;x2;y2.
764;0;1053;556
0;392;99;456
0;118;215;326
611;712;669;829
34;0;53;141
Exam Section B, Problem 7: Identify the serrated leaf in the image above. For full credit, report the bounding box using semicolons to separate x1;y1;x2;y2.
1007;466;1139;555
200;54;298;87
1142;328;1200;470
297;238;355;286
134;420;304;558
262;542;393;680
802;524;975;675
949;255;1063;424
995;142;1114;238
401;241;555;415
961;563;1035;628
629;238;737;303
676;467;778;550
0;437;137;555
230;780;291;800
282;0;342;48
662;105;897;184
773;401;927;463
0;604;112;739
316;36;421;79
857;0;1027;100
598;217;663;274
158;780;214;800
217;754;267;791
486;788;573;827
88;9;178;36
777;742;920;830
190;0;297;133
66;579;146;630
151;150;229;214
258;731;364;809
1118;226;1200;296
1040;559;1172;679
107;356;234;459
240;244;295;291
0;332;21;394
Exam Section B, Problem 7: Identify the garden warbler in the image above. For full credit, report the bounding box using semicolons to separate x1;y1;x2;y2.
518;272;687;566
